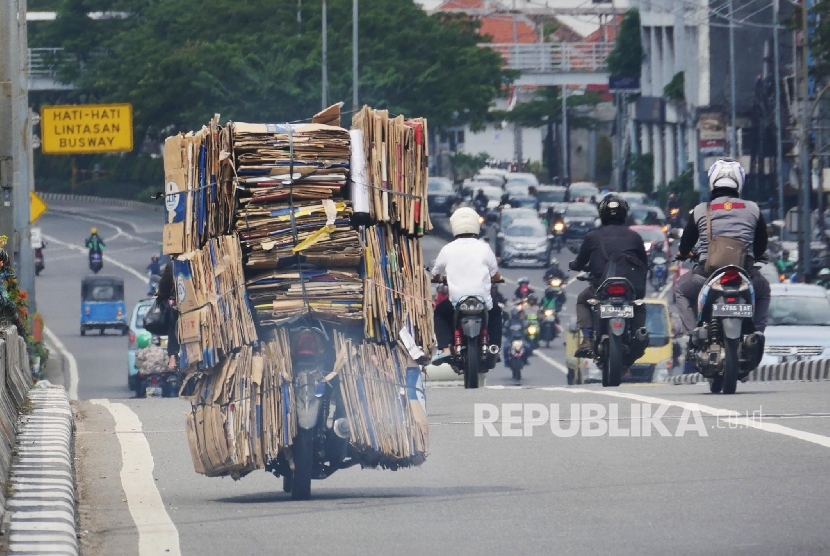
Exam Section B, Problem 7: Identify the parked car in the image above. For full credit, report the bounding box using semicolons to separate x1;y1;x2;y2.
428;177;459;216
498;218;552;267
760;284;830;366
535;185;567;215
566;182;599;203
127;298;168;392
631;225;670;256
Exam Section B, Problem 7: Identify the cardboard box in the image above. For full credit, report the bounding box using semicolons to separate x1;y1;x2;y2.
162;222;184;255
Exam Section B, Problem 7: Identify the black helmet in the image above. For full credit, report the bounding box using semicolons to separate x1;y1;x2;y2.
598;194;629;225
783;249;790;258
545;286;556;298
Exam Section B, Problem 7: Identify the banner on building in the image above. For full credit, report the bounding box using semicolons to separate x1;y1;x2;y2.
699;112;726;155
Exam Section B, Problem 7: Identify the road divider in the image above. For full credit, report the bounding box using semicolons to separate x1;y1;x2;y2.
38;192;161;212
666;358;830;385
42;327;78;401
90;399;181;556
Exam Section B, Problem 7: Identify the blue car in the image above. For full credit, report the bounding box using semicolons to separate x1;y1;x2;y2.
127;298;169;391
80;276;127;336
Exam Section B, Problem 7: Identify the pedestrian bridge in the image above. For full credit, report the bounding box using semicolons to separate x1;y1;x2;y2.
481;42;612;87
29;48;75;91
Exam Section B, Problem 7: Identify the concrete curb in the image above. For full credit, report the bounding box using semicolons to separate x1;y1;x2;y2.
38;192;163;212
665;358;830;385
7;386;77;556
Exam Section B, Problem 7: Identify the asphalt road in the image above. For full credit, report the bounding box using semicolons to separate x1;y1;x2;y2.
36;201;830;556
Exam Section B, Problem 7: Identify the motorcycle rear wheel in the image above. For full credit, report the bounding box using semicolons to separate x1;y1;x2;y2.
290;429;313;500
464;337;480;389
604;335;623;387
722;337;740;394
710;376;724;393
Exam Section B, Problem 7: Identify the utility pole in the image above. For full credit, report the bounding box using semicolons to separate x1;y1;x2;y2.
798;0;812;281
321;0;328;109
0;0;15;251
561;86;569;183
352;0;358;112
297;0;302;37
773;0;785;220
729;0;737;158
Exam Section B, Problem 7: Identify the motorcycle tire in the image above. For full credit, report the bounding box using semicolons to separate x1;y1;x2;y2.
35;268;41;276
710;376;724;394
290;429;313;500
604;335;623;387
464;337;480;389
282;473;292;493
721;337;740;394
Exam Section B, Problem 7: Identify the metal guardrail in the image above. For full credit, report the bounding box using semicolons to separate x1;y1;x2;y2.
482;42;613;74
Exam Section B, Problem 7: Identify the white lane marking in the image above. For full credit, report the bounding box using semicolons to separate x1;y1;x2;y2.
533;350;569;376
90;399;181;556
659;281;672;298
543;387;830;449
50;209;156;245
43;327;78;401
43;235;147;282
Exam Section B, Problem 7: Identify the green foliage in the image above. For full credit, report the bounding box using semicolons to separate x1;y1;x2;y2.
811;1;830;80
494;87;602;129
525;160;548;184
43;0;512;141
607;9;643;80
628;152;654;193
449;151;489;182
663;71;684;103
595;135;613;186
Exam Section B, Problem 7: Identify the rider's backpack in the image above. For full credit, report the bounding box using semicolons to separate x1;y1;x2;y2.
599;237;648;299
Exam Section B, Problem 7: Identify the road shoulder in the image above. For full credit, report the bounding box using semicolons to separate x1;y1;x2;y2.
74;401;138;556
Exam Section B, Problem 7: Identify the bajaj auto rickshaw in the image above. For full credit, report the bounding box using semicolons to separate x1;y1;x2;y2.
80;276;128;336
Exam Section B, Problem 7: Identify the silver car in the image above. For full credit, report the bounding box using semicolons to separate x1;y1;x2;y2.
760;284;830;366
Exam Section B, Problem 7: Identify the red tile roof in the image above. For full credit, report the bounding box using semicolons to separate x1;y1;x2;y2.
479;15;537;43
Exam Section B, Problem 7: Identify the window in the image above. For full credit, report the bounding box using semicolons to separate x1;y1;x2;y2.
645;304;670;347
769;296;830;326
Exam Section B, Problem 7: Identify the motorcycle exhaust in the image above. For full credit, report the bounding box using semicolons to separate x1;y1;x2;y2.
333;418;351;439
488;345;500;355
634;327;649;343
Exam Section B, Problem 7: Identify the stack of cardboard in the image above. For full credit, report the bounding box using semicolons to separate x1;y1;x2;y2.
184;329;296;478
163;116;236;255
232;121;365;325
171;104;432;480
174;234;258;369
333;332;428;468
351;107;435;352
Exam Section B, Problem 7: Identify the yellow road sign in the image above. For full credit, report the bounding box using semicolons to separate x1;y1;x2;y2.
41;103;133;155
30;191;48;223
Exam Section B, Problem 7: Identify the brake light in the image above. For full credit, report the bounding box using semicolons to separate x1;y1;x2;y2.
725;297;737;303
295;331;319;356
720;270;741;287
606;284;627;296
129;331;136;344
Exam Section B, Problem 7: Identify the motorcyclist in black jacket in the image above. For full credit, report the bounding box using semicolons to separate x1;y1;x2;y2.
569;195;649;357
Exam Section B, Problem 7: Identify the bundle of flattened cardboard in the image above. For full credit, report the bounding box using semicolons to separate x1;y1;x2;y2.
164;104;432;479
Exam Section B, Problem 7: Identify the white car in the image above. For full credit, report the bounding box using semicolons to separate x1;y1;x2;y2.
760;284;830;366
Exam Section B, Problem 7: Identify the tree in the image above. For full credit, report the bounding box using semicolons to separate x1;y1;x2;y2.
606;9;643;81
42;0;513;142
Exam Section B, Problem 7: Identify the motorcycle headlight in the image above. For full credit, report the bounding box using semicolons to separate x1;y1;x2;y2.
544;309;554;317
549;278;562;287
460;299;485;313
512;340;524;350
527;325;538;335
479;216;485;224
553;222;564;232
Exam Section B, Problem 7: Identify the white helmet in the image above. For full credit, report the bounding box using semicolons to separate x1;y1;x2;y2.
708;158;745;194
450;206;481;237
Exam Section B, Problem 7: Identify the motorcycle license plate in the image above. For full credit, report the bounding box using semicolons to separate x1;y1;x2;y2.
599;305;633;319
712;303;753;318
